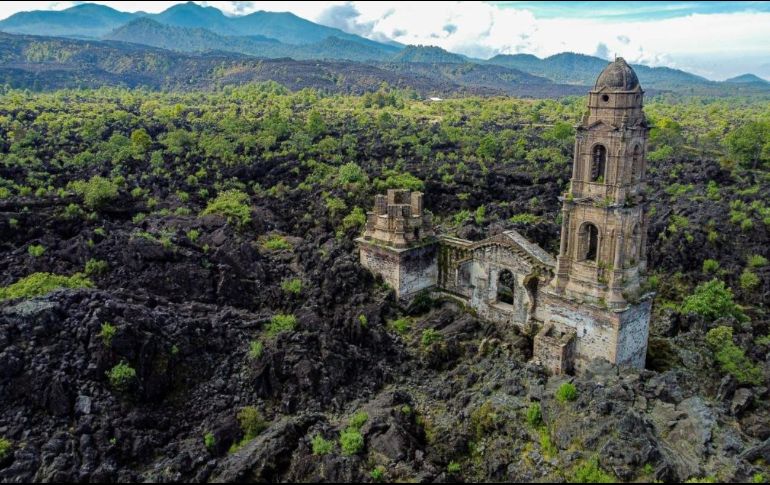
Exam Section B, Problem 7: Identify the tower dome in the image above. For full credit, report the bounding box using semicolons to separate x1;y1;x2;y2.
594;57;639;91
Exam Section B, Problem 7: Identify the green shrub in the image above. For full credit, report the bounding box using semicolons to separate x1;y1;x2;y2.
107;361;136;391
680;279;746;322
702;259;720;274
751;473;766;484
186;229;200;242
349;411;368;430
510;213;541;224
85;258;109;275
266;314;296;336
337;162;368;185
376;172;424;191
27;244;45;257
200;190;251;227
705;326;762;385
556;382;578;403
526;402;542;426
238;406;266;440
0;272;93;301
0;437;11;460
311;434;334;455
261;234;292;251
748;254;768;268
474;205;486;225
538;427;557;459
68;176;119;209
339;207;367;234
740;269;760;291
447;461;461;474
100;322;116;346
370;466;385;481
421;328;443;347
281;278;302;294
358;314;367;327
204;432;215;451
570;457;616;483
339;428;364;455
248;340;263;360
390;318;411;335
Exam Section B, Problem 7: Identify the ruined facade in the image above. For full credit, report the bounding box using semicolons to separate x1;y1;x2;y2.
357;58;654;373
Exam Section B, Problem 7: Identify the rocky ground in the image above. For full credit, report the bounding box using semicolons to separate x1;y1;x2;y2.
1;155;769;482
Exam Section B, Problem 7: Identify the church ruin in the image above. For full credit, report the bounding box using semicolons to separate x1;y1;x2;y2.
356;58;653;373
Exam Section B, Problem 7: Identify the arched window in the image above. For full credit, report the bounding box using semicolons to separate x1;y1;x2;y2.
631;144;642;180
591;145;606;182
497;270;515;305
578;223;600;262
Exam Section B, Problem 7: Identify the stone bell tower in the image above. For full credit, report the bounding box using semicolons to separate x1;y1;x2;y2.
552;57;650;309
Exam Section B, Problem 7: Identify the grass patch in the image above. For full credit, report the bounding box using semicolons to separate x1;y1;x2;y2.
0;272;93;301
107;361;136;391
261;234;292;251
100;322;116;346
27;244;45;257
339;428;364;455
248;340;263;360
312;434;334;455
556;382;578;403
200;189;251;227
705;326;762;385
265;314;297;336
281;278;303;294
570;457;616;483
85;258;109;275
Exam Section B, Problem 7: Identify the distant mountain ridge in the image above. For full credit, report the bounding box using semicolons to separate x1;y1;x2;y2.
0;2;768;95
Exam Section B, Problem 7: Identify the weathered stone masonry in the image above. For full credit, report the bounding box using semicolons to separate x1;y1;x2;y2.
357;58;654;373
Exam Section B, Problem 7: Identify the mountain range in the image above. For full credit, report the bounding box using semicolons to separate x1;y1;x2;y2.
0;2;767;96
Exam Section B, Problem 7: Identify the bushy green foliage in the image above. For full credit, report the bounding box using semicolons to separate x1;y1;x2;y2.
200;190;251;227
447;461;461;474
390;318;411;335
724;120;770;169
100;322;116;346
339;428;364;455
0;272;93;301
740;269;760;291
266;314;296;336
510;213;541;224
0;438;11;460
85;258;109;275
339;207;367;234
107;361;136;391
702;259;720;274
281;278;303;294
186;229;200;242
705;326;762;385
261;234;292;251
337;162;368;185
68;176;119;209
370;466;386;481
376;171;424;191
349;411;368;430
325;196;347;217
27;244;45;257
204;432;215;451
680;279;746;321
526;402;542;426
748;254;768;268
538;427;557;459
237;406;266;440
421;328;443;347
556;382;578;403
570;457;616;483
311;434;334;455
248;340;263;360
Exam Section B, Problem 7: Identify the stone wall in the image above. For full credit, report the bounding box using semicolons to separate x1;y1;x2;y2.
358;241;437;299
615;297;652;368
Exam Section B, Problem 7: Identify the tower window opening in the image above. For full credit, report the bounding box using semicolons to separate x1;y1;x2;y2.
579;223;600;262
591;145;606;182
601;94;609;102
496;270;515;305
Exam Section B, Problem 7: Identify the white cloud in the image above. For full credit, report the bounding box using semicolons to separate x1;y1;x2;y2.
0;1;767;80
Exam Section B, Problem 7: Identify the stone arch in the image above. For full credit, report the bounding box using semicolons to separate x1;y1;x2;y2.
577;222;600;262
496;269;515;305
590;144;607;182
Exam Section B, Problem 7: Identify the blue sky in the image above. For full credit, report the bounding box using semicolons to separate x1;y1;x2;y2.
1;1;768;80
